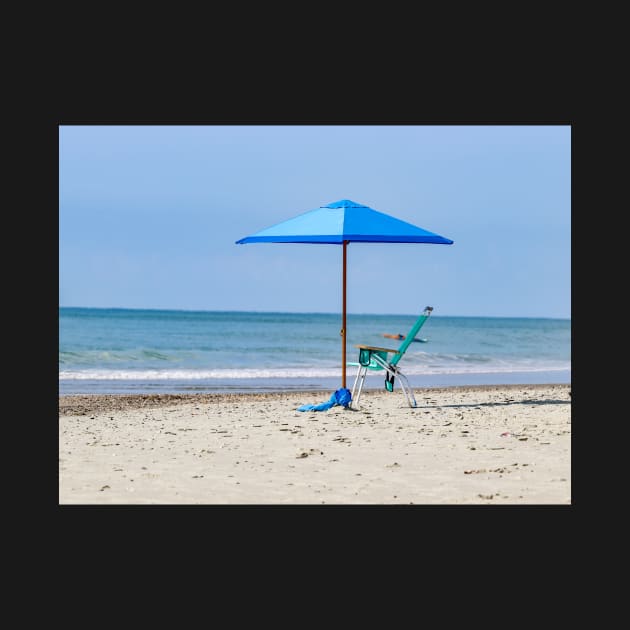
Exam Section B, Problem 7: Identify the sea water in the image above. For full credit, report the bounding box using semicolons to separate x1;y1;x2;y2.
59;307;571;394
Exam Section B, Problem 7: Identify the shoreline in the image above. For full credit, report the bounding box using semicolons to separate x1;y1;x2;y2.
59;383;571;505
58;369;571;398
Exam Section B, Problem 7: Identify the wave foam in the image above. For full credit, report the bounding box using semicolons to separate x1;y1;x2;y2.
59;362;571;380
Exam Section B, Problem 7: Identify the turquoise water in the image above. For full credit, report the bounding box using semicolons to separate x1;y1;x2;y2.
59;307;571;394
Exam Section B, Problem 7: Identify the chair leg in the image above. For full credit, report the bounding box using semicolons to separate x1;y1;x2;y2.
351;365;367;409
382;362;417;408
396;372;417;408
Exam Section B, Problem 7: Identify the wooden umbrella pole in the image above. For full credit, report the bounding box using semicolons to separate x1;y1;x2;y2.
342;240;348;388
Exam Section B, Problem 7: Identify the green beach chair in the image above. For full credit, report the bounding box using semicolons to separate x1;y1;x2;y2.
348;306;433;409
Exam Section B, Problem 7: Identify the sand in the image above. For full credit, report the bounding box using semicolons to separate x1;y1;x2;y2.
58;383;571;505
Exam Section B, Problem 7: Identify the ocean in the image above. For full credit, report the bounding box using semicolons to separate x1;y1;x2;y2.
59;307;571;395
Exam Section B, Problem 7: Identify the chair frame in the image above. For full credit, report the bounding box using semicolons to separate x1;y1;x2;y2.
349;306;433;409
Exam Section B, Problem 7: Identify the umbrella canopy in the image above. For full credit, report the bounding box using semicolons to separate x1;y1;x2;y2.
236;199;453;388
236;199;453;245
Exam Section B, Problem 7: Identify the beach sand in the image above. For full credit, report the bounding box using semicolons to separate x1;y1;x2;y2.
58;383;571;505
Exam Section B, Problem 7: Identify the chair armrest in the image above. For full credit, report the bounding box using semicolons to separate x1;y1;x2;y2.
354;344;399;353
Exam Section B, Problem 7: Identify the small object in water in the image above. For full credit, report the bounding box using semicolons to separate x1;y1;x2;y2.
382;334;428;342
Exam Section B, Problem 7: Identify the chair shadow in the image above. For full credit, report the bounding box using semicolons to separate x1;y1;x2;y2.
412;398;570;410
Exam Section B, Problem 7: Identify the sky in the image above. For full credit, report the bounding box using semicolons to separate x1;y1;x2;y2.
59;125;570;318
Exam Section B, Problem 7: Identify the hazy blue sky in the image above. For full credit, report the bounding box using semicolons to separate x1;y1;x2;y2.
59;125;570;318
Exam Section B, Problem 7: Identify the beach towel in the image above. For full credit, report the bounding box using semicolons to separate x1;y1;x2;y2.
297;388;352;412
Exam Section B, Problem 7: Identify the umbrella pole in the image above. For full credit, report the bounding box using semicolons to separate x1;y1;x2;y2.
342;240;348;389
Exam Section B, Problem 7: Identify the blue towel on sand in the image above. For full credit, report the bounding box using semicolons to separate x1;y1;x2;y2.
297;388;352;412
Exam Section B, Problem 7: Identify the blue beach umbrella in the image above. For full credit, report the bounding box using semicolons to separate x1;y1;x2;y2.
236;199;453;390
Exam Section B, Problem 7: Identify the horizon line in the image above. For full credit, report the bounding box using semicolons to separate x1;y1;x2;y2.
58;305;571;320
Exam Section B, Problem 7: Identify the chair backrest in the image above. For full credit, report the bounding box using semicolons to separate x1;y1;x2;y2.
390;306;433;366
